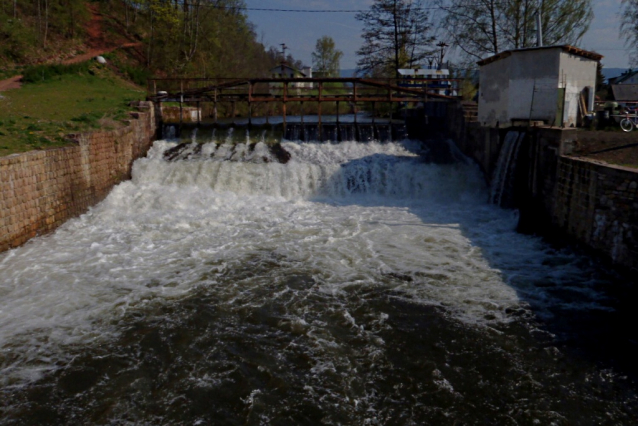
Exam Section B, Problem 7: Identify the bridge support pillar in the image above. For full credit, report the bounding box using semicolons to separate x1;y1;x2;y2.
282;101;286;130
232;101;237;123
318;102;322;141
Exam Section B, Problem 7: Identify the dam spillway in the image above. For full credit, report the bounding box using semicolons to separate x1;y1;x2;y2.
1;130;637;424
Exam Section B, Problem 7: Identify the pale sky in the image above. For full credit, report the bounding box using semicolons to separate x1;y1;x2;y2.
244;0;630;70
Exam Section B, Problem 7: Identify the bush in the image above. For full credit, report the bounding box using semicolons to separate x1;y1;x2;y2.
26;123;42;131
0;15;38;62
121;65;151;87
22;62;93;83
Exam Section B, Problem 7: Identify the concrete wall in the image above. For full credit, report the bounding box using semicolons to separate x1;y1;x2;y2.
0;102;156;252
507;49;560;123
453;120;638;272
478;54;512;127
446;101;506;182
552;158;638;268
560;51;598;127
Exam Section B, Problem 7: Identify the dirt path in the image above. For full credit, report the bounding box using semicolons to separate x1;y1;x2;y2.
64;3;141;64
62;42;142;65
0;3;141;91
0;75;22;92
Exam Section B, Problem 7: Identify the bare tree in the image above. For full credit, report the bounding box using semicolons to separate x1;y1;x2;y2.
355;0;436;77
621;0;638;66
438;0;593;60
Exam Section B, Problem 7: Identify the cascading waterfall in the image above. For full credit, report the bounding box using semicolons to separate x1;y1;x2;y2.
283;123;403;142
490;130;525;207
0;128;636;425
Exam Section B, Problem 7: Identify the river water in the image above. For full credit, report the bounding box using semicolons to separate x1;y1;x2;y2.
1;131;637;424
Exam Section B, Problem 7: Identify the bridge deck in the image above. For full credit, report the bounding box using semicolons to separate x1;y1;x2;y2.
148;77;462;125
148;77;461;103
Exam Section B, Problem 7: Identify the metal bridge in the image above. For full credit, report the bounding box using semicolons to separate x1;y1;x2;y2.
147;77;462;126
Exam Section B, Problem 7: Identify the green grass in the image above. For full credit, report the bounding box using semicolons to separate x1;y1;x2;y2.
21;62;93;83
0;65;144;156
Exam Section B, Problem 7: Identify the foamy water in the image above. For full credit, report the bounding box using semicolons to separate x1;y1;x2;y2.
0;138;635;424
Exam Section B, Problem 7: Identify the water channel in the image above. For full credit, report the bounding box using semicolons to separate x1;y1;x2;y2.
1;125;637;424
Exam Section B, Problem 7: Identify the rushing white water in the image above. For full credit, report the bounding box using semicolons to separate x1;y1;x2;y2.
0;138;613;388
3;136;635;426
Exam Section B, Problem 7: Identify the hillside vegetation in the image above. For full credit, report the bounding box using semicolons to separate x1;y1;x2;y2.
1;0;282;78
0;0;299;156
0;0;89;65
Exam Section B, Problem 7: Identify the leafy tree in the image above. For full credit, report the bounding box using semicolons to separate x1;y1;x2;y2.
0;0;279;87
311;36;343;77
355;0;435;77
438;0;593;60
0;0;87;60
142;0;277;77
621;0;638;66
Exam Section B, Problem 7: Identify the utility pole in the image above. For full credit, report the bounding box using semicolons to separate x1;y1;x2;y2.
536;0;543;47
437;42;448;69
280;43;288;62
393;0;400;79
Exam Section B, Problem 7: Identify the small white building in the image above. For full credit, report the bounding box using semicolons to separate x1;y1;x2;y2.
270;64;313;91
477;45;602;128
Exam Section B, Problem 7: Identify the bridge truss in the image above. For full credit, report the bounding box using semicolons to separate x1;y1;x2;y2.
147;77;462;126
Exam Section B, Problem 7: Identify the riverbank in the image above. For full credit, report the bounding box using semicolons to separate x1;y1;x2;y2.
0;101;156;252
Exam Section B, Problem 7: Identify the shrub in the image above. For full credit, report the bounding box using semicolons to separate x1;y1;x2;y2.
22;62;93;83
121;65;151;87
26;123;42;131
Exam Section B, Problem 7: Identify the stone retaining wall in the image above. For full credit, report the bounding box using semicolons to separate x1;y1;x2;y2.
0;101;156;252
453;116;638;272
552;157;638;270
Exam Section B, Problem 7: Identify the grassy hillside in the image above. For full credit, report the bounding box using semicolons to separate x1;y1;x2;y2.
0;0;304;157
0;63;144;156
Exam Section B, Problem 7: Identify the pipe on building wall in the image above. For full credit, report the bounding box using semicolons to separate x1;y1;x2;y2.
536;11;543;47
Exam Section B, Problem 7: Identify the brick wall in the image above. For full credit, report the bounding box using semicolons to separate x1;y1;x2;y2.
0;101;156;252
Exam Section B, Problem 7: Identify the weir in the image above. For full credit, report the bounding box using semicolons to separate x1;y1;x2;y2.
161;121;407;144
149;76;459;143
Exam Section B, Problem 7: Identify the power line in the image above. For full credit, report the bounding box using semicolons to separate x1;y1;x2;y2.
209;0;617;14
201;4;464;13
